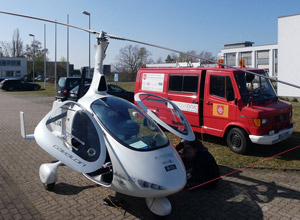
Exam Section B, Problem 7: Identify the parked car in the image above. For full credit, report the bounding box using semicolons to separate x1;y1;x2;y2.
56;77;92;101
0;78;41;91
68;83;134;102
0;77;7;82
68;84;90;101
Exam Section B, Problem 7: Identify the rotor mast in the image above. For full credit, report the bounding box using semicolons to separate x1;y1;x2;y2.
85;32;109;96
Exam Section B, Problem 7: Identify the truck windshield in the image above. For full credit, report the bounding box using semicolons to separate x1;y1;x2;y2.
234;72;277;102
91;96;169;151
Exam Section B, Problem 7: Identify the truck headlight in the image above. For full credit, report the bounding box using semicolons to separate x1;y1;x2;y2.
262;118;268;125
252;118;268;127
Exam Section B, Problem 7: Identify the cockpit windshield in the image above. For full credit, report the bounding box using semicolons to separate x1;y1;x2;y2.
91;96;169;151
234;72;277;102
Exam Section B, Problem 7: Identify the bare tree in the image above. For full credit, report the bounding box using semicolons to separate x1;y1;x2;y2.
165;50;217;64
0;41;11;57
199;51;217;64
178;50;198;62
156;57;163;63
115;45;151;81
11;29;24;57
165;53;178;63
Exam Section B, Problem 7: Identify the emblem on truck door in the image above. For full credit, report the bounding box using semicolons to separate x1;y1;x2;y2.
213;103;229;118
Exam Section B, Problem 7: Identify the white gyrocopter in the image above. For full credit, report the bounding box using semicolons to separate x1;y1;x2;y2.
1;11;195;216
1;10;299;217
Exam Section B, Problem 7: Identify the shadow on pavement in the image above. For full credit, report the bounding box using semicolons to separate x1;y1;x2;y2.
51;182;95;195
114;166;300;219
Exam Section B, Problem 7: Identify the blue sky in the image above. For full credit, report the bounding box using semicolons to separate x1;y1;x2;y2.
1;0;300;69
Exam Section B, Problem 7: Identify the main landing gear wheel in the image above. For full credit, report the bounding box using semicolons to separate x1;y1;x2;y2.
226;127;249;154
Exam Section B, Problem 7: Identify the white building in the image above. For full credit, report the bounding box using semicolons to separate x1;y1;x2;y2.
218;14;300;98
0;57;27;78
219;42;278;77
278;14;300;98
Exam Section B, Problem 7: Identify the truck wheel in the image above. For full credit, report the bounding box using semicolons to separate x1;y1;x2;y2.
226;128;249;154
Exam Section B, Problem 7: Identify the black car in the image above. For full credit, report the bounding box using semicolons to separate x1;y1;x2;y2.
0;77;7;82
69;83;134;103
0;79;41;91
56;77;92;101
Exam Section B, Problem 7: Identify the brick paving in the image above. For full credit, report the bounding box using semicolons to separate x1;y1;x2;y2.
0;91;299;220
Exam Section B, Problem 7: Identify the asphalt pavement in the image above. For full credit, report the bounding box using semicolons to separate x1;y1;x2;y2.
0;91;299;220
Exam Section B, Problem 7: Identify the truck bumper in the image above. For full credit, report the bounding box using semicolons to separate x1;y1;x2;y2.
249;123;295;145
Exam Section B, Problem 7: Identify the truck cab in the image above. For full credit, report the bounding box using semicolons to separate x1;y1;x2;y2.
134;63;294;154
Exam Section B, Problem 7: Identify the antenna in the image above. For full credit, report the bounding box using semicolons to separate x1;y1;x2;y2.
1;10;300;90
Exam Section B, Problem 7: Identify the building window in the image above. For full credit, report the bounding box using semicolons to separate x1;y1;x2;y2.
225;53;236;66
15;71;21;77
274;49;278;76
7;71;14;77
241;52;252;66
257;50;269;65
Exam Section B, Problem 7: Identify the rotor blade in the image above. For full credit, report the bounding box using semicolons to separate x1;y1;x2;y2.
106;34;300;90
0;10;100;34
1;10;299;90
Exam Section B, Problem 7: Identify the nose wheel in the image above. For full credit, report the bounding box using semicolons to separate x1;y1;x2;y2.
145;197;171;216
39;161;62;191
44;182;56;191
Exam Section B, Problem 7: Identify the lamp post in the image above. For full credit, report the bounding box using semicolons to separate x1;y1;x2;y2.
0;46;2;77
82;10;91;78
29;34;35;82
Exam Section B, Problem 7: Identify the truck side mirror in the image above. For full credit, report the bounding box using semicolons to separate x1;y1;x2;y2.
226;91;235;102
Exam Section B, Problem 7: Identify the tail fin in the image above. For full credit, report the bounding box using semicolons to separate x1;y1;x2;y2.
20;111;35;140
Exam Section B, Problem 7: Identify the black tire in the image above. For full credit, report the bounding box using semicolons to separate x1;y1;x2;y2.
44;182;55;191
7;86;14;91
33;85;40;91
187;148;220;190
226;127;249;154
198;150;220;189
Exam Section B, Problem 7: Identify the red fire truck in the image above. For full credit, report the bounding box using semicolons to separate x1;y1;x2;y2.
134;62;294;154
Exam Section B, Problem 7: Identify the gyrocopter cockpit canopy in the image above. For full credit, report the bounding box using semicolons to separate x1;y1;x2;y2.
91;96;169;151
135;93;195;142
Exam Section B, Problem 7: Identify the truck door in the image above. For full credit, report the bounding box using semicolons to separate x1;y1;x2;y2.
166;73;201;129
203;72;237;137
